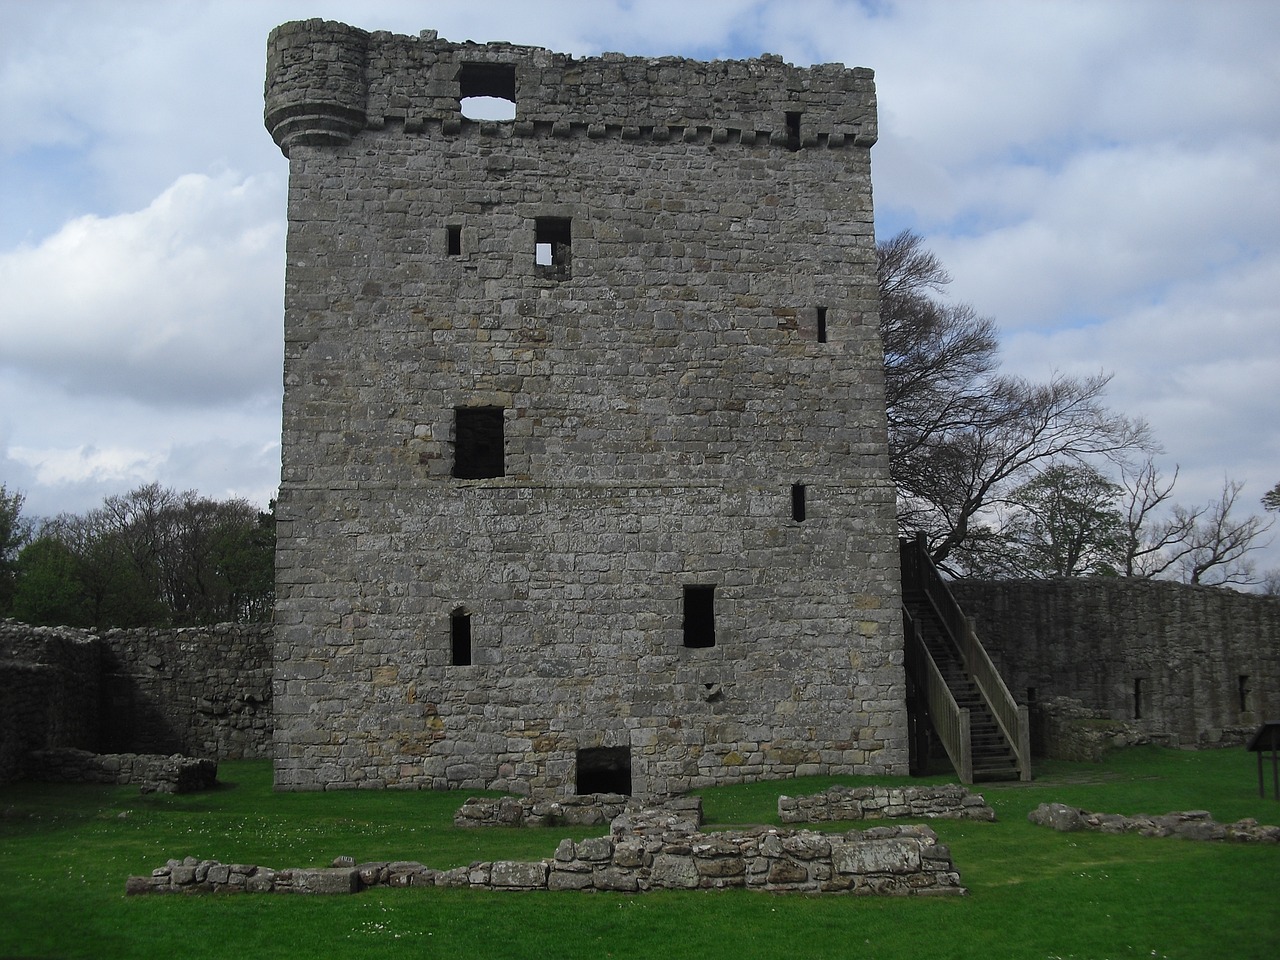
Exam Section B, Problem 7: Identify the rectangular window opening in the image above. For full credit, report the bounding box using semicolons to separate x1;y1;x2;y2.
1238;674;1250;712
683;585;716;649
1133;677;1143;720
791;483;807;522
459;62;517;120
535;217;572;279
816;306;828;343
1026;686;1037;705
785;111;802;152
576;747;632;796
451;609;472;666
453;406;505;479
447;225;462;257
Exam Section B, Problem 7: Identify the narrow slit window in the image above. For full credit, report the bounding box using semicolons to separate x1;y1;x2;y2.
1133;677;1143;720
785;111;802;152
683;585;716;649
535;217;572;279
447;225;462;256
816;306;828;343
791;483;807;522
451;609;472;666
453;406;505;479
1238;675;1250;712
459;62;516;120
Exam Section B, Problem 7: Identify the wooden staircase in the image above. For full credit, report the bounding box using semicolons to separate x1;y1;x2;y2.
901;534;1030;783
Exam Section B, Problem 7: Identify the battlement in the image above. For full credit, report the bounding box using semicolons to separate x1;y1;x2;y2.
265;20;877;156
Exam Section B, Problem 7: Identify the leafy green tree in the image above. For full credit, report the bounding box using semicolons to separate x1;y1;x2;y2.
959;463;1125;578
1264;482;1280;513
11;536;89;627
10;484;274;628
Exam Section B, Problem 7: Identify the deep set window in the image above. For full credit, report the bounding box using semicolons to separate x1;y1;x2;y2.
683;585;716;649
453;407;505;479
791;483;807;522
535;217;572;279
450;609;472;666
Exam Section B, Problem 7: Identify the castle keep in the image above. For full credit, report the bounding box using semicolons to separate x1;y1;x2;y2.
265;21;906;794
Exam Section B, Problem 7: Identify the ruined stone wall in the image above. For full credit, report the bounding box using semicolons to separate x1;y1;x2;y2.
98;623;273;760
267;22;904;795
0;620;271;783
952;579;1280;747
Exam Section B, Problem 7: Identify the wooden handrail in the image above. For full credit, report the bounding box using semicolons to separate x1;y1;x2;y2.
900;534;1031;782
905;608;973;784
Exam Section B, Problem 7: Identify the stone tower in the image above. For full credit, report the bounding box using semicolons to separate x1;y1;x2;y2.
265;20;906;794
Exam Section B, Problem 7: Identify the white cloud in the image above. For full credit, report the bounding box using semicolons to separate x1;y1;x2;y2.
0;170;284;406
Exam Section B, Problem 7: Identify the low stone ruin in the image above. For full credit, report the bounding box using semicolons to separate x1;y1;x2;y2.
778;784;995;823
1028;802;1280;842
453;792;702;828
129;804;966;897
26;748;217;794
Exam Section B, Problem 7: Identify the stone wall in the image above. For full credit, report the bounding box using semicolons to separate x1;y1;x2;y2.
99;623;272;760
0;619;271;784
25;749;217;794
777;784;995;823
129;816;964;896
454;792;702;829
268;22;905;796
1028;802;1280;842
953;579;1280;748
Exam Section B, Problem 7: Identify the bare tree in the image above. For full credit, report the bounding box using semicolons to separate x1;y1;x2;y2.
1117;459;1201;578
1176;479;1274;586
879;231;1152;570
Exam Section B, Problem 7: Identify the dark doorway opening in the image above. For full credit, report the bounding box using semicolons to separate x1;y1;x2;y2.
576;746;632;795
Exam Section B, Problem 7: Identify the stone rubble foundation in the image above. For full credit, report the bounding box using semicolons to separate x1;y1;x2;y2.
26;748;217;794
1028;802;1280;842
128;808;965;897
778;784;995;823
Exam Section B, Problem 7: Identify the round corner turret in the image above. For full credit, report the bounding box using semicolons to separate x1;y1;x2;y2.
264;20;371;157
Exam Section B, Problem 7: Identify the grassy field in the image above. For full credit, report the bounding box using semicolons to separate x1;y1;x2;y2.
1;746;1277;959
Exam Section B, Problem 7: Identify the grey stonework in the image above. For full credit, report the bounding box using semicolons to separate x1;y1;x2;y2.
127;819;964;896
952;579;1280;750
0;620;270;785
777;784;995;823
1028;802;1280;843
25;749;217;794
265;22;905;795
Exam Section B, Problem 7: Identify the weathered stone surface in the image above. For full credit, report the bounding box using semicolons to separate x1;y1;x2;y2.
1029;803;1280;843
128;818;964;897
779;784;995;824
490;860;548;889
648;853;700;889
832;838;921;876
1027;802;1085;832
290;868;359;894
266;21;905;798
953;579;1280;752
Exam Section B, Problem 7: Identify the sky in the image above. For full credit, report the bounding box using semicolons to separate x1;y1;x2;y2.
1;0;1278;577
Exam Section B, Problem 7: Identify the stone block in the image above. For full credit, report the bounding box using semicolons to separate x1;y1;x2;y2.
290;868;359;894
832;838;921;876
491;860;549;889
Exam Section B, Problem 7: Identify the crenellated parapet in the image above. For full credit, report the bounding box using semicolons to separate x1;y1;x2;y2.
264;20;876;156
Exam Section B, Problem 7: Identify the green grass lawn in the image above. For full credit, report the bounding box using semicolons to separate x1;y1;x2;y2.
2;746;1277;959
